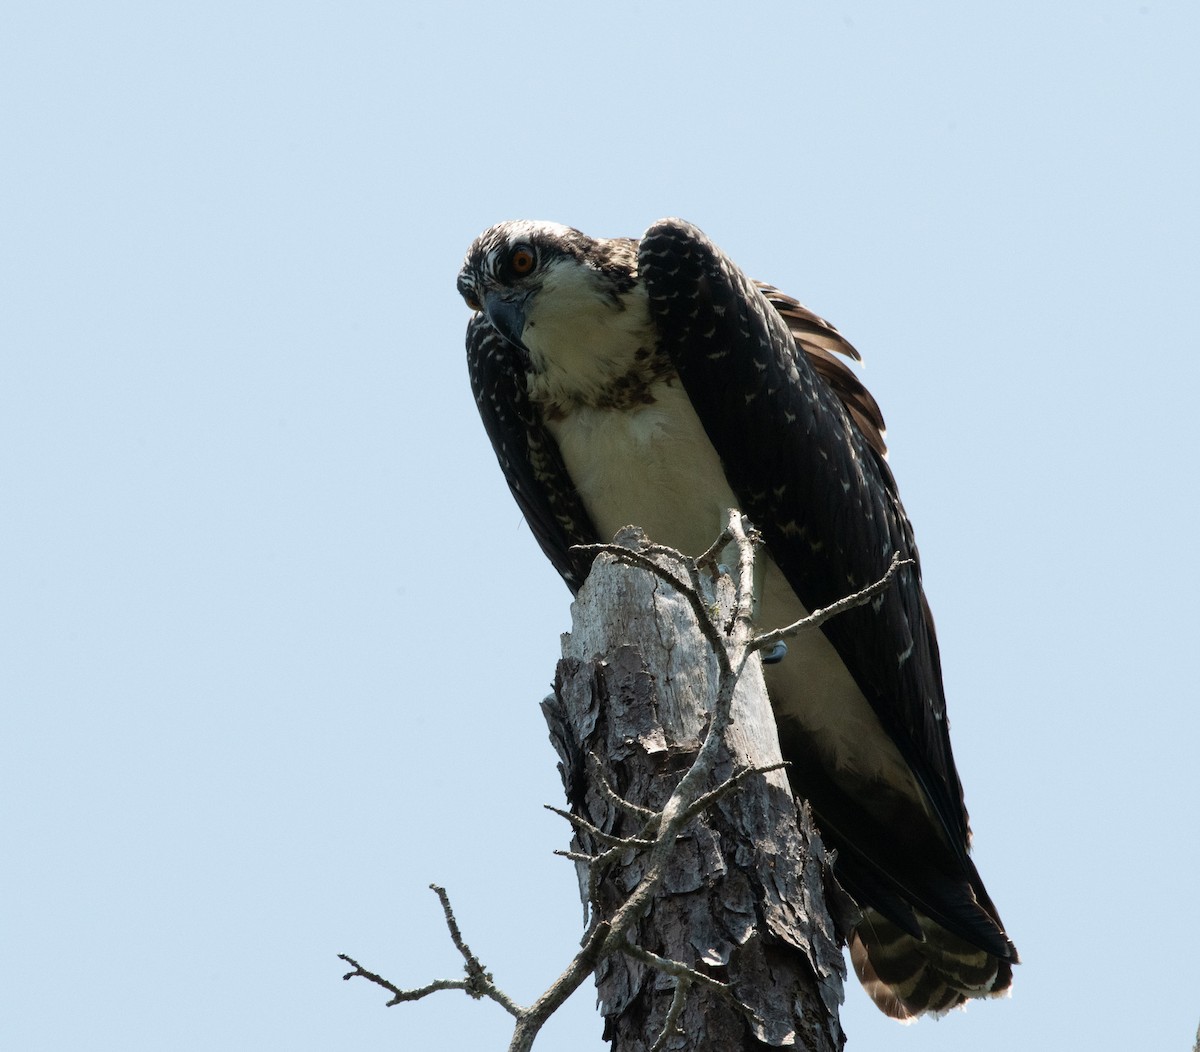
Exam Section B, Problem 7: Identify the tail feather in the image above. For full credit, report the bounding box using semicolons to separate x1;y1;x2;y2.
849;909;1015;1021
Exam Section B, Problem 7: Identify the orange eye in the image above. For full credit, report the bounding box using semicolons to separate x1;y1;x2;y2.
464;294;481;311
510;247;535;275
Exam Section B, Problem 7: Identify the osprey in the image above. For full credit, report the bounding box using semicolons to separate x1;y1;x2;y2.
457;218;1016;1020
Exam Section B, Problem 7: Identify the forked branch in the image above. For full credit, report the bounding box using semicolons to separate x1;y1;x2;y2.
343;514;903;1050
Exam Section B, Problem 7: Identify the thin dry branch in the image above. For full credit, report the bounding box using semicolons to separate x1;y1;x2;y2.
543;803;657;849
651;978;690;1052
614;940;740;1052
345;514;901;1050
588;751;657;821
751;551;911;654
340;884;521;1018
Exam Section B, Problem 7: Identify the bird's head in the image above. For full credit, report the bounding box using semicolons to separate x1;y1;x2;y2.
457;222;648;396
457;220;578;352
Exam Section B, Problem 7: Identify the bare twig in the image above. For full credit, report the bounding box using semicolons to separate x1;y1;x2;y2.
543;804;657;849
752;551;912;654
616;939;733;996
347;516;896;1049
675;761;790;829
507;921;612;1052
613;938;758;1052
650;977;690;1052
588;752;656;821
694;523;737;571
553;848;602;864
337;958;486;1007
340;885;522;1018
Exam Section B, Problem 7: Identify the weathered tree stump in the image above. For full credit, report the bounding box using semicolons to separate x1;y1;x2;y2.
543;532;847;1051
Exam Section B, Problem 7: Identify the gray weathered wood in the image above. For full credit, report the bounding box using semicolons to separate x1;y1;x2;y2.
543;539;847;1051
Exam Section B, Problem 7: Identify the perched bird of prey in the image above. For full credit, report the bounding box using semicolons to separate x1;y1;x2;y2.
457;218;1016;1020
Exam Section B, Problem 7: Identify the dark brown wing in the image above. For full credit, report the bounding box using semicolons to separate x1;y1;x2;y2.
465;315;598;591
639;218;1013;966
757;283;888;458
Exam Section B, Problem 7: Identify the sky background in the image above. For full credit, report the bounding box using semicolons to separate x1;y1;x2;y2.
3;2;1198;1049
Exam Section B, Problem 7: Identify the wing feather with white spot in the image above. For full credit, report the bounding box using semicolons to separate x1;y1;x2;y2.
465;315;598;590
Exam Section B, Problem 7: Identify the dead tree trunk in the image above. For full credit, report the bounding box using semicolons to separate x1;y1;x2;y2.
542;535;847;1052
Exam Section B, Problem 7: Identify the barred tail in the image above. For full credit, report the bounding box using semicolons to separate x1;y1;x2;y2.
849;909;1016;1021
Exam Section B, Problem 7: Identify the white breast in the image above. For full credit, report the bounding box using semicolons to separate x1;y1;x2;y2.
549;381;928;810
548;381;735;552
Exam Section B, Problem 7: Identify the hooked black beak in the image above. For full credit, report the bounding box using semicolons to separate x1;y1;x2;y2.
482;290;530;350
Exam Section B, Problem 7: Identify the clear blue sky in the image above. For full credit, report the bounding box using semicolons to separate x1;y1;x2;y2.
4;2;1198;1049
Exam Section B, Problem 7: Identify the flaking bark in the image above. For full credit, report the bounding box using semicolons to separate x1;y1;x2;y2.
543;534;847;1051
